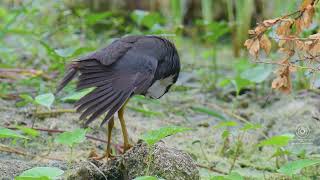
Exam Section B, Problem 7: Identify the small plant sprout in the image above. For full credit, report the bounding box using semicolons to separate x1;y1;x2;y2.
17;92;55;110
15;166;64;180
54;128;87;161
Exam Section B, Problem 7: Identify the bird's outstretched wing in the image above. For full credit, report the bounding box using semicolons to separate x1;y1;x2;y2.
76;55;157;126
57;50;157;126
77;35;142;66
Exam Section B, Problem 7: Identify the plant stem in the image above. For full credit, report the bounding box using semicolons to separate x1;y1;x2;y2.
229;132;244;173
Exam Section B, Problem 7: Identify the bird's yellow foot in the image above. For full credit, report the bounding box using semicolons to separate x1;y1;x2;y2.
91;152;114;160
122;143;133;153
88;148;114;160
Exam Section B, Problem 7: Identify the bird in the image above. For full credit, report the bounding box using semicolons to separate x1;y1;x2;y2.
56;35;180;159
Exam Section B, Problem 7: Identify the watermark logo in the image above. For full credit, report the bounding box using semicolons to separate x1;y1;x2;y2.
292;123;313;145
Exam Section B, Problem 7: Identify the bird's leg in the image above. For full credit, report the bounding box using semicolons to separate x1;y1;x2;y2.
118;101;132;153
92;116;114;160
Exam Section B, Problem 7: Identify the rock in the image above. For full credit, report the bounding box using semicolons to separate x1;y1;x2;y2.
0;142;199;180
68;141;200;180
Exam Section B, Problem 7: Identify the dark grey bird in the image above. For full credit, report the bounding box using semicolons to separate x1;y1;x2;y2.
57;35;180;159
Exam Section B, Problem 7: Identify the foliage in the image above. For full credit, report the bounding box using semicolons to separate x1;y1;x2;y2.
34;93;55;110
244;0;320;93
191;106;226;120
0;127;28;139
141;126;191;146
16;167;64;180
257;134;294;147
278;159;320;176
17;93;55;109
54;128;87;147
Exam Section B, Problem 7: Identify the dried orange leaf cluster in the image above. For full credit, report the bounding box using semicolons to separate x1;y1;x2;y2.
244;0;320;93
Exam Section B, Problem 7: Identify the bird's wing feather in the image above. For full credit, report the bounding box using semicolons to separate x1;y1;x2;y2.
75;55;157;126
77;36;143;66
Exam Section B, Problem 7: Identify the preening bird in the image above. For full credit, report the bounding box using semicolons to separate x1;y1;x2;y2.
57;35;180;159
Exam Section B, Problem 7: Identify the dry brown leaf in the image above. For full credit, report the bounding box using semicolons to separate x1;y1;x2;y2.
296;5;314;33
254;25;267;35
300;0;314;10
276;20;293;36
249;39;260;58
271;59;292;93
260;34;272;55
309;33;320;39
309;40;320;55
263;18;279;27
244;38;260;58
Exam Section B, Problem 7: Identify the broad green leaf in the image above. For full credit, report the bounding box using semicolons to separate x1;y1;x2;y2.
133;176;158;180
35;93;55;109
141;126;191;146
214;121;238;129
55;128;87;147
258;134;294;147
16;167;64;180
16;126;40;137
231;76;252;95
278;159;320;176
0;127;28;139
192;106;226;120
241;65;273;83
61;88;94;102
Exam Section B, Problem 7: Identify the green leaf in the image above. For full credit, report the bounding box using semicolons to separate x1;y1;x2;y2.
35;93;55;109
61;88;94;102
0;127;28;139
278;159;320;176
85;12;112;25
221;130;230;139
240;123;261;131
192;106;226;120
141;126;191;146
19;94;34;103
127;106;162;116
16;126;40;137
231;76;252;95
55;128;87;147
16;167;64;180
258;134;294;147
214;121;238;129
241;64;273;83
133;176;159;180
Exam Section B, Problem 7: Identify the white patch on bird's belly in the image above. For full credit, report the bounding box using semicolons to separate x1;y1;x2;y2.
146;75;175;99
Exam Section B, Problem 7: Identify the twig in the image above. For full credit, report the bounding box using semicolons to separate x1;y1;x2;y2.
0;143;63;161
34;109;76;118
254;60;318;71
5;126;109;144
196;164;227;175
87;160;107;180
